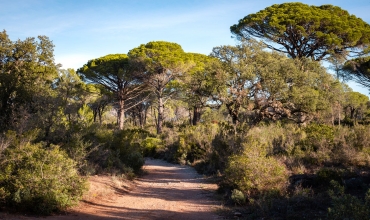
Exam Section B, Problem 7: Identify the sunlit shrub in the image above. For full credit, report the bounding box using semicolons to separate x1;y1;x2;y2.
231;189;246;205
142;137;163;157
301;123;334;152
0;143;87;214
225;140;288;197
161;123;220;168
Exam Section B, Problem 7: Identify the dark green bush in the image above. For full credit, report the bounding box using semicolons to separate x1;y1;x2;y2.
61;133;92;173
0;143;87;214
110;129;150;173
176;124;219;163
125;151;145;173
316;168;343;187
328;181;370;219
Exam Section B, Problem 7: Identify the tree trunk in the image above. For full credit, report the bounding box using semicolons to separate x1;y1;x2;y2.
98;108;102;125
157;96;164;134
92;107;97;123
354;109;359;126
118;99;125;130
338;109;341;126
192;106;201;126
350;107;355;119
226;103;239;125
188;109;192;125
138;109;143;128
143;106;148;126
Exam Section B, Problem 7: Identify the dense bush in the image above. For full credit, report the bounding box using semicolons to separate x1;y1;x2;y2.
109;129;150;173
231;189;246;205
142;137;163;157
327;181;370;219
0;143;87;214
225;139;288;197
61;133;92;174
157;123;220;169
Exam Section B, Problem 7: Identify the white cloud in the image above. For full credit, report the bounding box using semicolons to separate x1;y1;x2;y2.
55;54;93;70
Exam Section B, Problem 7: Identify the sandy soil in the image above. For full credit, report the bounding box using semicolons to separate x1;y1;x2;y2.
0;158;222;219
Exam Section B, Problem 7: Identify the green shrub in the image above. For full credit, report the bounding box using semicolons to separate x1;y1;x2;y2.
61;133;92;173
225;140;288;197
125;151;145;173
301;123;334;152
142;137;163;157
110;129;150;173
316;168;343;187
0;143;87;214
328;181;370;219
176;124;219;162
231;189;246;205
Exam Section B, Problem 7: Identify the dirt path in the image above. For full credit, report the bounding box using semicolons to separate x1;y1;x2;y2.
1;159;222;219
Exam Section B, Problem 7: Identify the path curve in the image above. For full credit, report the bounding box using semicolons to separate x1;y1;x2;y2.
1;158;222;219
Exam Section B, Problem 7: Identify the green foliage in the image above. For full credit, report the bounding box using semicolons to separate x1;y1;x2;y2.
328;181;370;219
61;133;92;174
231;189;246;205
225;139;288;197
183;53;219;125
210;40;336;125
166;123;221;170
0;30;58;131
128;41;194;134
110;129;150;173
128;41;189;70
231;2;370;61
0;143;87;214
301;123;334;152
142;137;163;157
77;54;144;130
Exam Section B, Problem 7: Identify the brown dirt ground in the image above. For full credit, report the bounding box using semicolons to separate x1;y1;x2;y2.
0;158;223;220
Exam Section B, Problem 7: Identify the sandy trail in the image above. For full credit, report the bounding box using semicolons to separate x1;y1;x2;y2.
1;159;222;219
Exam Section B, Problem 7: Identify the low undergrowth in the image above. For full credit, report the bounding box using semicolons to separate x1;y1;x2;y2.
152;122;370;219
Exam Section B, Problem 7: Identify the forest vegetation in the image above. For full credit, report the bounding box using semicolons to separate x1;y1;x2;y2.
1;2;370;218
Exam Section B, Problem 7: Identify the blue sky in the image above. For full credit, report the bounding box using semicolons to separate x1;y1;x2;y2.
1;0;370;95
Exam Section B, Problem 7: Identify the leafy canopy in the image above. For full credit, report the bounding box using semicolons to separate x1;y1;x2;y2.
128;41;191;75
78;54;134;92
0;30;58;129
77;54;144;130
128;41;193;134
210;40;337;125
231;3;370;61
183;53;217;105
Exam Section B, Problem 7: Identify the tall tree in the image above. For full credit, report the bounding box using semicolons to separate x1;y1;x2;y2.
183;53;217;125
128;41;193;134
0;30;58;131
210;40;336;125
231;3;370;61
77;54;144;130
210;41;264;125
